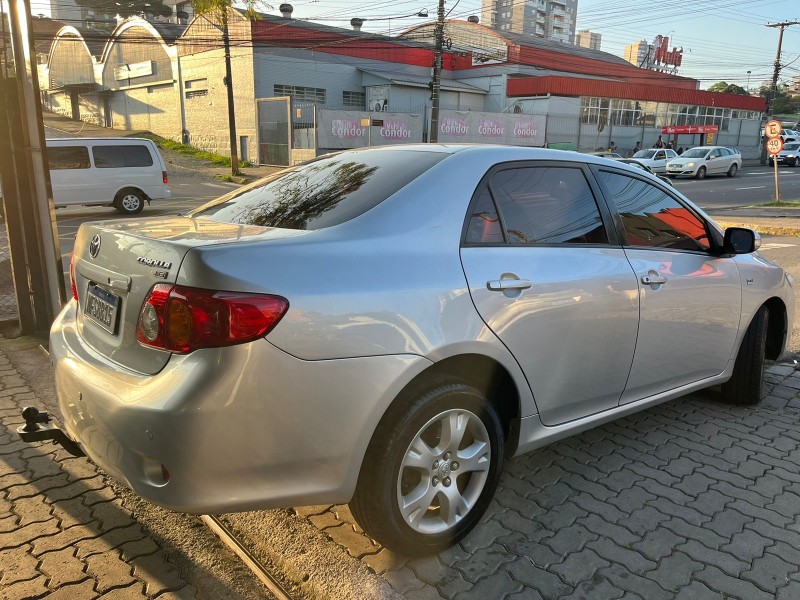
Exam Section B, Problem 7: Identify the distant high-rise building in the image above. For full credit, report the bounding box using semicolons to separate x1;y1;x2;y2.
623;40;651;68
49;0;115;28
481;0;578;44
574;29;600;50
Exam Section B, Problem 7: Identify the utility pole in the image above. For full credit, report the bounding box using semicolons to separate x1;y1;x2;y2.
222;8;239;175
761;21;800;164
428;0;445;143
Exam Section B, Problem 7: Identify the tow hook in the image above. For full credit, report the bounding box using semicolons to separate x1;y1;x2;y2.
17;406;86;457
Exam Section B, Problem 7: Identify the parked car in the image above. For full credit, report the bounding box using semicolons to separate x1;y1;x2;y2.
781;129;800;143
628;148;678;173
665;146;742;179
42;145;793;555
46;138;171;214
589;151;623;159
615;158;675;186
768;142;800;167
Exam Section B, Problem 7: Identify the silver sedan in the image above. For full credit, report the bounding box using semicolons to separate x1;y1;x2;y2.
49;145;794;555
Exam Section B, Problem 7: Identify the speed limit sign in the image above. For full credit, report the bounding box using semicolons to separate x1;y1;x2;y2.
767;137;784;155
765;120;783;139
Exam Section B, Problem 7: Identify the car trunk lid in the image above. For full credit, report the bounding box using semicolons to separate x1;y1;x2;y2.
72;216;303;374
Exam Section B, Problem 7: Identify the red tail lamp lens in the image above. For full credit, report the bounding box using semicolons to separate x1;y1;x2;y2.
137;285;288;353
162;171;169;184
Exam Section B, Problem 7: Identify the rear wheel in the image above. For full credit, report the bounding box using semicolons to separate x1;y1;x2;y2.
727;163;738;177
791;158;798;167
115;190;145;215
349;379;504;555
695;166;706;180
721;306;768;406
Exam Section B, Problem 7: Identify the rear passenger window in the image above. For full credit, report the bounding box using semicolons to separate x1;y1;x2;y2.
465;188;504;243
92;145;153;168
598;171;711;251
48;146;90;170
488;166;608;245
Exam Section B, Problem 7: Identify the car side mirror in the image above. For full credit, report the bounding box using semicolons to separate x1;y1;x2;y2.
723;227;760;254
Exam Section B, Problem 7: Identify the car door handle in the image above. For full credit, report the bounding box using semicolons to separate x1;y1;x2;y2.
487;279;533;291
641;274;668;285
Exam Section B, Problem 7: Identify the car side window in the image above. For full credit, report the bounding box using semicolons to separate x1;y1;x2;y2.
48;146;90;170
465;187;504;244
92;145;154;168
719;148;731;156
655;151;665;160
598;171;711;251
708;150;720;159
489;166;608;245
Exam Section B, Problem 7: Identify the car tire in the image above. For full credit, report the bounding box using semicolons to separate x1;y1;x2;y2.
695;166;706;180
115;189;145;215
721;306;769;406
349;378;504;555
727;163;738;177
791;158;798;167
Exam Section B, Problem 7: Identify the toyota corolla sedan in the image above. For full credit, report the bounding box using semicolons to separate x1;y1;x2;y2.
48;145;793;555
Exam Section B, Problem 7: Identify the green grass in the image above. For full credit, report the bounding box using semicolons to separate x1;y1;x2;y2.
137;133;253;169
752;201;800;207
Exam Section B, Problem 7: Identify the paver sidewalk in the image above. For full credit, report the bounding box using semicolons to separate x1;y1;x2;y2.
0;338;198;600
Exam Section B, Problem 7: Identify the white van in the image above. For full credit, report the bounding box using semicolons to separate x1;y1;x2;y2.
46;138;171;214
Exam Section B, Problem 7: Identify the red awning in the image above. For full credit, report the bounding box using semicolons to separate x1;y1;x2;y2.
506;76;766;112
662;125;719;134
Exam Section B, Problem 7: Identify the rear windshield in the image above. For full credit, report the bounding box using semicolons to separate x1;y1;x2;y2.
190;149;447;230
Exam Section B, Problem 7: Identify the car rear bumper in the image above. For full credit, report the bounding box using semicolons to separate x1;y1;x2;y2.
50;301;431;513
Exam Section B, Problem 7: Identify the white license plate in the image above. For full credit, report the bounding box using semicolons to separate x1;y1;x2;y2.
85;284;120;334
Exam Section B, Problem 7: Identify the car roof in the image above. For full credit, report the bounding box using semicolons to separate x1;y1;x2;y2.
46;137;156;144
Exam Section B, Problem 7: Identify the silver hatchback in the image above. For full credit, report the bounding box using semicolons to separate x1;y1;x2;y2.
49;145;793;555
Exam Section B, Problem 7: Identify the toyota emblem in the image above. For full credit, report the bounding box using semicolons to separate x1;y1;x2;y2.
89;234;101;258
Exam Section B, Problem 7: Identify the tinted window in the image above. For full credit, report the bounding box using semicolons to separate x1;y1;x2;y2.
92;145;154;168
488;167;608;245
48;146;90;170
191;150;447;230
465;187;503;243
599;171;710;251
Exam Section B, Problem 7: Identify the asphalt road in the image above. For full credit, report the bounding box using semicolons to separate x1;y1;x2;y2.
672;165;800;209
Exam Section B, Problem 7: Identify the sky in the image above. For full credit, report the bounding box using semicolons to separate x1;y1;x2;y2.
28;0;800;90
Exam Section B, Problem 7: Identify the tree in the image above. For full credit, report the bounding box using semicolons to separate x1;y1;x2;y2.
707;81;749;95
191;1;269;175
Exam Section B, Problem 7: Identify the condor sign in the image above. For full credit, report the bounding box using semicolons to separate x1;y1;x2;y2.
437;110;546;146
317;110;424;149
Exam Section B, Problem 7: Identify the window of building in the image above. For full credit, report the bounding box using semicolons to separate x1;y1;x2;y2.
185;89;208;99
580;97;610;125
598;170;710;251
610;99;638;126
342;91;366;109
487;167;608;245
274;84;326;103
48;146;90;170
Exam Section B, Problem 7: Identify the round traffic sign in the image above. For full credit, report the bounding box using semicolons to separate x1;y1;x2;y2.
767;137;784;155
765;120;783;139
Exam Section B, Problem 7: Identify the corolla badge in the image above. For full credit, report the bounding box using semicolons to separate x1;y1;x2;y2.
137;256;173;270
89;234;101;258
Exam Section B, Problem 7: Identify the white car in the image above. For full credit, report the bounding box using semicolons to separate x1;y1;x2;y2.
629;148;678;173
47;138;171;214
769;142;800;167
781;129;800;143
665;146;742;179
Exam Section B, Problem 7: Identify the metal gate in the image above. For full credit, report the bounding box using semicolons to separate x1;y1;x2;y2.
257;97;291;166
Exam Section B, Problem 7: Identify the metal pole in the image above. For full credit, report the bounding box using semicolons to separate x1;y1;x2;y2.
222;8;239;174
774;151;781;205
7;0;65;328
762;22;800;165
428;0;445;143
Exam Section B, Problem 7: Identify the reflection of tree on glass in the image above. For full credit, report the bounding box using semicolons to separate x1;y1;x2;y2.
236;161;378;229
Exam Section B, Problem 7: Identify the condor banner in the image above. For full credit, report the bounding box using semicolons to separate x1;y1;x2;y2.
437;110;546;146
317;109;424;149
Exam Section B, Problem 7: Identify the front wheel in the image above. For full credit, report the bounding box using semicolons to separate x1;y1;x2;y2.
349;379;504;555
791;158;798;167
721;306;768;406
695;166;707;180
115;190;145;215
727;163;738;177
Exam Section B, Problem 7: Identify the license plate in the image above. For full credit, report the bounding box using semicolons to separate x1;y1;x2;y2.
85;284;120;334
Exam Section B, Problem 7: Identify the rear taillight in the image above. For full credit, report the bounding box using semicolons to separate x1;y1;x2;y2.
69;253;78;301
136;284;288;353
162;171;169;184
